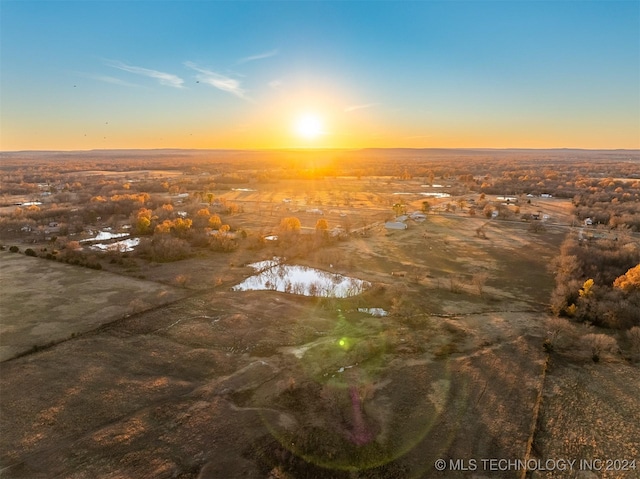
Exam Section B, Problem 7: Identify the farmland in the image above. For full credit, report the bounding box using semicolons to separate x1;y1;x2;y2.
1;149;639;478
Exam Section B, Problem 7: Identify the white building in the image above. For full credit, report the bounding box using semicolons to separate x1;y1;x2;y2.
385;221;408;230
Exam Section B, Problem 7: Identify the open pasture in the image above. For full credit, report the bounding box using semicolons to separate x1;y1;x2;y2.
2;204;615;478
0;251;186;361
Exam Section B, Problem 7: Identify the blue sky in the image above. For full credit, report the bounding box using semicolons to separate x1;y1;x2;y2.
1;0;638;150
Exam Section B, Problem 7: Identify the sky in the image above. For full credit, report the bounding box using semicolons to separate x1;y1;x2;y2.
1;0;639;150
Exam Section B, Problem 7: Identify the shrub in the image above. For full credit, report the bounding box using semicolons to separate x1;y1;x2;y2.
581;333;618;362
9;246;19;253
137;236;191;262
24;248;37;257
628;326;640;360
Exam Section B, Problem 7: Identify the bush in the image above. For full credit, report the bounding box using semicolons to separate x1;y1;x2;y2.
628;326;640;361
581;333;618;362
9;246;19;253
24;248;37;257
137;236;191;262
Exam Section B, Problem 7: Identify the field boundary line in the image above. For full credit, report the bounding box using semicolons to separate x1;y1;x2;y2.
521;352;550;479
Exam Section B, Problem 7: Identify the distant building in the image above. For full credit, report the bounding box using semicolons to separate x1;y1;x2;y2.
584;218;593;226
385;221;408;230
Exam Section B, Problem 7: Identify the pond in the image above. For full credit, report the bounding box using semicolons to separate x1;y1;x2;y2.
358;307;389;317
80;231;129;242
89;238;140;252
233;259;370;298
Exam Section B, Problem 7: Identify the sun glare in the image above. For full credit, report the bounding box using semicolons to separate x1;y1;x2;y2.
295;114;324;140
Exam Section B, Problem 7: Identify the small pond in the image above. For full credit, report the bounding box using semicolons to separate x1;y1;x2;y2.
89;238;140;252
81;231;129;242
358;307;389;317
233;259;370;298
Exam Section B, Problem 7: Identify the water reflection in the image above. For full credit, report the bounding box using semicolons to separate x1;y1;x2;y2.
233;259;370;297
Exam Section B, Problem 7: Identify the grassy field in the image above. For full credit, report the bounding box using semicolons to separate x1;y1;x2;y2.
0;251;186;361
1;198;638;478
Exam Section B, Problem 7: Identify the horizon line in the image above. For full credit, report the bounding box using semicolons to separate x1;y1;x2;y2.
2;147;640;154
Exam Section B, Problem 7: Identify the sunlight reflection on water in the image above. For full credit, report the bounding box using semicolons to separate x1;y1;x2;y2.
232;259;370;297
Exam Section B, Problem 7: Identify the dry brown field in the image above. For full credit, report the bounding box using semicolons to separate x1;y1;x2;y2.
1;190;638;478
0;251;187;361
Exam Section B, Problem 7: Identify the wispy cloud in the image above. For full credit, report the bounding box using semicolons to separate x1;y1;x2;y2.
268;79;283;89
237;49;278;64
185;61;248;100
106;60;184;89
344;103;379;113
82;73;139;88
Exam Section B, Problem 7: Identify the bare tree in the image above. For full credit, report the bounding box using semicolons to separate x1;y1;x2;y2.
581;333;618;362
472;272;489;297
449;275;463;293
628;326;640;361
544;317;573;351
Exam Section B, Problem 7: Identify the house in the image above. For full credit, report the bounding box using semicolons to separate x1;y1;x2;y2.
584;218;593;226
385;221;408;230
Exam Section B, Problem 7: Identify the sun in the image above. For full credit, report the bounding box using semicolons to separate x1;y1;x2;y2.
295;114;324;140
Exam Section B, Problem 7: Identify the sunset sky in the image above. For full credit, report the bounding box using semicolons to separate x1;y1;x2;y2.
1;1;639;150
